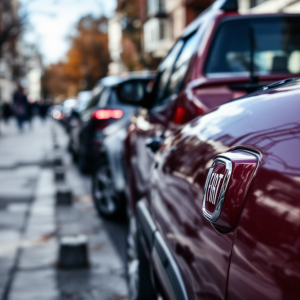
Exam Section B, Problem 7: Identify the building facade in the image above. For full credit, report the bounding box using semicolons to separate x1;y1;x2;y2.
108;0;300;75
143;0;213;59
108;13;125;75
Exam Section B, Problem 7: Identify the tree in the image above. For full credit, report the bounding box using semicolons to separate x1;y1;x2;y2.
116;0;144;71
42;15;109;99
0;0;26;58
116;0;160;71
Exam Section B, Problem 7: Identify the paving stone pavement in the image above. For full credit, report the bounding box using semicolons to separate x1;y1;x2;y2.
0;118;128;300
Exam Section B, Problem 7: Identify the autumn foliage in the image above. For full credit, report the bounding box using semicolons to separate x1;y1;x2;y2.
42;15;109;99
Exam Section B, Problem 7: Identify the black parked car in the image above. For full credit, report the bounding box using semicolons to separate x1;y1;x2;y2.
69;72;154;173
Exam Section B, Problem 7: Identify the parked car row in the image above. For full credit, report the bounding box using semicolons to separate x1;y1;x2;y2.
67;72;154;173
54;0;300;298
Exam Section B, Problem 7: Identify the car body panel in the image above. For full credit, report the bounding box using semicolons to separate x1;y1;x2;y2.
101;115;135;192
146;79;300;299
125;9;300;214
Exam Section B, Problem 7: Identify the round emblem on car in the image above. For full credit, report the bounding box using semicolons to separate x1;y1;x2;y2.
202;157;232;222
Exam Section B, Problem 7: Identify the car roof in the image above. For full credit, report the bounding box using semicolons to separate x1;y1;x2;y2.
181;4;300;39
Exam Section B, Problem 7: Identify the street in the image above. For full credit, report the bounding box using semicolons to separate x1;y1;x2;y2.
0;117;128;300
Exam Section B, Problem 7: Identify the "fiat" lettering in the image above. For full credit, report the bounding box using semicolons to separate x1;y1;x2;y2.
207;173;224;205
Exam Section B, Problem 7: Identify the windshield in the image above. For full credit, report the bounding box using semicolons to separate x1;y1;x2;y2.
205;16;300;76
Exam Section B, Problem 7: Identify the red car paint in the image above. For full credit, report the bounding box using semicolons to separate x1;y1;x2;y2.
123;0;300;298
147;78;300;299
124;7;300;215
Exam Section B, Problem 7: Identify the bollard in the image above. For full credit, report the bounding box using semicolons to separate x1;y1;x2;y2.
56;186;72;205
58;235;89;269
54;166;65;182
54;143;59;149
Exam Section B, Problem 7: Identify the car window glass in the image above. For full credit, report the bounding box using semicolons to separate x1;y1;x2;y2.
167;33;199;97
86;93;100;110
156;40;184;102
86;85;103;110
205;17;300;75
107;88;119;105
98;87;111;107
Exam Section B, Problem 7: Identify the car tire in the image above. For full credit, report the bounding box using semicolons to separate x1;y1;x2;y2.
67;139;72;153
92;157;125;219
127;216;157;300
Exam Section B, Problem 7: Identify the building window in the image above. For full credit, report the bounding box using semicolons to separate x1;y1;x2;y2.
159;0;165;13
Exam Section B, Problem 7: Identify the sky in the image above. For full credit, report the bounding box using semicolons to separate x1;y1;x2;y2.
20;0;117;65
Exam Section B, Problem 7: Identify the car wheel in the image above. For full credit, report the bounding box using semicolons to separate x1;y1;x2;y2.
92;159;125;219
127;216;157;300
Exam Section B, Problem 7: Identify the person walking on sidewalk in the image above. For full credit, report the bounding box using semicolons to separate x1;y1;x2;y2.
13;86;28;131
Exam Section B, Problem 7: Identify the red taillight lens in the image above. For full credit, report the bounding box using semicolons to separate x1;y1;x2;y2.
174;106;204;125
110;109;123;119
92;109;123;120
174;107;185;125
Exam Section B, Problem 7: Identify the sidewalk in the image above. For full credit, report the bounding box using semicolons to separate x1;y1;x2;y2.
0;118;127;300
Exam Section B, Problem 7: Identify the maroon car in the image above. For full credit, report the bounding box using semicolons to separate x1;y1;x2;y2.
119;0;300;218
128;78;300;300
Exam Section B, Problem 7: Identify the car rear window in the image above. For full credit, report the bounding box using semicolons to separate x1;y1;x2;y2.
86;85;103;110
205;16;300;76
97;87;111;107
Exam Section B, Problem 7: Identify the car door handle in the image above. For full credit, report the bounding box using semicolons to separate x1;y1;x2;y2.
202;150;259;232
145;136;163;154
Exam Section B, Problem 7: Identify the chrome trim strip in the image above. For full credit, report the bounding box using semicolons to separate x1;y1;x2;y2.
202;157;232;222
136;199;157;250
236;149;260;179
137;199;189;300
238;149;260;166
152;231;189;300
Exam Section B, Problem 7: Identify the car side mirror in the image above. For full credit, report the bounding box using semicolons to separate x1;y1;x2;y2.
116;79;152;107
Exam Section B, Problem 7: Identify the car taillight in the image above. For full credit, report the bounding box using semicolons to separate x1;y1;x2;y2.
53;111;63;120
174;107;186;125
92;109;123;120
174;106;204;125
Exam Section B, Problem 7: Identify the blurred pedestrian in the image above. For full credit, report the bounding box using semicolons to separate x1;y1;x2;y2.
13;86;28;131
1;102;12;124
39;100;48;122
